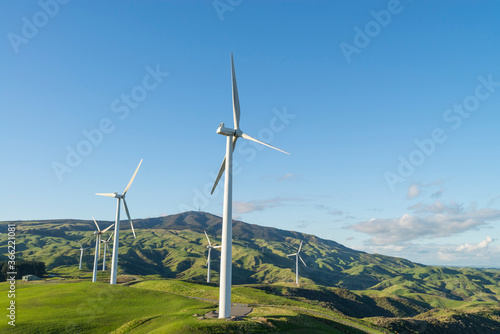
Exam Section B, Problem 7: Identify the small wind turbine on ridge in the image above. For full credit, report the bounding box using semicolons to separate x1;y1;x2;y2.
101;232;114;271
210;54;290;318
76;241;90;270
204;231;221;283
287;240;306;285
96;159;142;284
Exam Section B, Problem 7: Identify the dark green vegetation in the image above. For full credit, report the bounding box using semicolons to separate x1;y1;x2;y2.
1;211;500;333
0;260;46;281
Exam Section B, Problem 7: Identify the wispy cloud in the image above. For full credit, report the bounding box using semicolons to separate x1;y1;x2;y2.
277;173;299;181
233;197;300;214
406;180;444;200
431;187;444;198
408;200;463;214
348;201;500;245
407;184;420;199
329;210;344;216
316;204;345;216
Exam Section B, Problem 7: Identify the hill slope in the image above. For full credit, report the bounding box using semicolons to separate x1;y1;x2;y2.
2;211;500;333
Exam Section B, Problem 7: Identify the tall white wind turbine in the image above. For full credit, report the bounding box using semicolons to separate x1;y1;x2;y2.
287;240;306;285
101;232;114;271
204;231;221;283
91;217;114;283
77;241;89;270
96;159;142;285
210;54;290;318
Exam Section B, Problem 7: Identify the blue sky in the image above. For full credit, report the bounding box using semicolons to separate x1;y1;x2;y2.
2;0;500;267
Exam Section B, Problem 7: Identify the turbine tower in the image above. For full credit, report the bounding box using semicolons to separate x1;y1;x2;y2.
204;231;221;283
91;217;114;283
101;232;114;271
77;242;89;270
96;159;142;284
287;240;306;285
210;54;290;318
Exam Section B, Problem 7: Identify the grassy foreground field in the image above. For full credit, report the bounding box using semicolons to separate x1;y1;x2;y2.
0;279;382;334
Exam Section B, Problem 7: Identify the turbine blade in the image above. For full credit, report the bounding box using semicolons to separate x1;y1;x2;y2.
214;246;222;249
241;133;290;155
77;241;82;248
204;231;211;246
231;53;240;130
102;223;115;234
299;255;306;267
123;199;136;239
287;253;297;257
92;216;100;232
123;159;143;195
211;157;226;195
210;137;238;195
107;232;114;242
298;240;303;254
96;193;116;197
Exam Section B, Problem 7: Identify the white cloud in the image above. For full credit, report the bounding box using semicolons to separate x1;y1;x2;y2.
356;241;500;266
456;236;493;252
407;184;420;199
349;201;500;245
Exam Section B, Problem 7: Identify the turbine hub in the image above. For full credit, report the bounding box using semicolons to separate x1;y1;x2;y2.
216;123;237;137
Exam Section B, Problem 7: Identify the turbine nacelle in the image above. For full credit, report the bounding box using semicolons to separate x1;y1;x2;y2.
216;123;241;137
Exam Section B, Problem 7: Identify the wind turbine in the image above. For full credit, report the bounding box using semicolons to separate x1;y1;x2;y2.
91;217;114;283
96;159;142;285
204;231;221;283
76;241;90;270
287;240;306;285
210;54;290;318
101;232;114;271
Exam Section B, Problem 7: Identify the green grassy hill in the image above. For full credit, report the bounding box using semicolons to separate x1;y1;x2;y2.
0;279;379;334
2;211;500;333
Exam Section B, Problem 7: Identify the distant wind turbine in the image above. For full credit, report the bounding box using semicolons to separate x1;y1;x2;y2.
287;240;306;285
101;232;114;271
77;241;90;270
91;217;114;283
204;231;221;283
210;54;290;318
96;159;142;285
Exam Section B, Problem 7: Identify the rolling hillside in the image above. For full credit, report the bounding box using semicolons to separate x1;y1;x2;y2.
2;211;500;333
